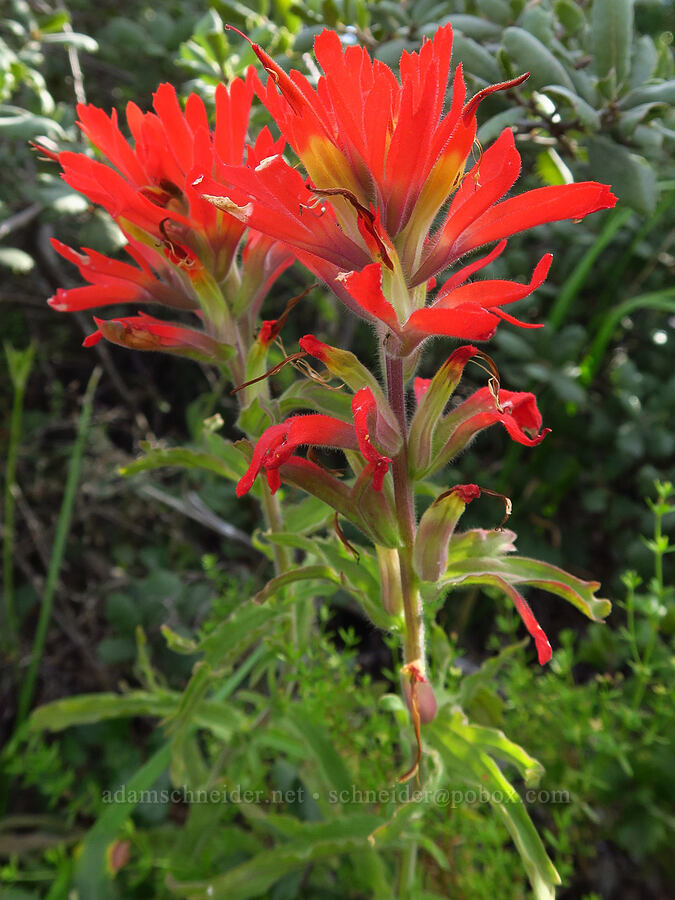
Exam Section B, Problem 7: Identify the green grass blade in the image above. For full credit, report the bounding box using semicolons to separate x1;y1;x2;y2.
2;342;35;649
580;289;675;384
547;207;633;331
15;366;102;726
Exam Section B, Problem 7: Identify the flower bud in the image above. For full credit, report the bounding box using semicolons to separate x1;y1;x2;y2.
414;484;481;582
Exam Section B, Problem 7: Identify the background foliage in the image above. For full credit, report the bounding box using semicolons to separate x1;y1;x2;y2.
1;0;673;898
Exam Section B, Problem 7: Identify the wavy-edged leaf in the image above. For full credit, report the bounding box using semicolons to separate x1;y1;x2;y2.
441;552;610;623
249;564;341;606
444;709;544;786
283;708;353;799
427;717;560;900
75;743;171;898
27;691;243;741
495;556;611;621
198;595;304;665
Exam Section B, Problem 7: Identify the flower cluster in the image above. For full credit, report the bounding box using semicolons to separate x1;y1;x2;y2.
47;24;613;742
44;76;292;378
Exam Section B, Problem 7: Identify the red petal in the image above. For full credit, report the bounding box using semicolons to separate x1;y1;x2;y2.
338;264;400;331
453;183;618;258
508;586;553;665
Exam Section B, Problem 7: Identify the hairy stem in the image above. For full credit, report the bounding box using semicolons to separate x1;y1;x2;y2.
386;355;424;672
259;482;291;577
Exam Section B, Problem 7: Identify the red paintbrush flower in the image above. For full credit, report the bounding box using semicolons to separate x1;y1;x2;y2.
48;238;201;313
45;78;292;367
236;388;392;497
83;312;234;363
57;78;270;274
197;26;616;345
336;250;551;353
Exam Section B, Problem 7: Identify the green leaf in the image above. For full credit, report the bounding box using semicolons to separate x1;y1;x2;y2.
450;32;501;82
446;528;517;563
198;598;297;665
427;719;560;900
477;108;523;145
476;0;511;26
0;106;64;139
283;708;354;799
444;710;544;786
496;555;612;621
591;0;633;88
541;84;600;128
586;134;657;214
629;35;658;89
280;495;332;535
502;27;575;91
279;379;353;420
119;444;241;481
37;11;71;33
618;79;675;110
168;815;386;899
250;564;341;605
75;743;171;899
27;692;183;732
40;32;99;53
434;15;503;40
554;0;584;35
535;148;567;186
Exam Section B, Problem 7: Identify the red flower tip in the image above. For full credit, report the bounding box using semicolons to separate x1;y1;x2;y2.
452;483;481;504
351;387;392;491
536;633;553;665
48;291;69;312
83;329;103;347
258;320;276;345
298;334;328;361
462;72;529;121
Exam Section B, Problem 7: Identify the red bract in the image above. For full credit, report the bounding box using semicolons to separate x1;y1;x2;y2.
83;312;233;363
59;79;268;274
45;78;292;365
431;386;550;474
337;252;551;352
197;26;616;345
236;388;392;497
48;239;201;313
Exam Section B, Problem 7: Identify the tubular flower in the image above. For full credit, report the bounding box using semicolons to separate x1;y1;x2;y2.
236;388;392;498
196;26;616;343
45;78;292;369
336;249;551;354
83;313;234;364
426;386;550;476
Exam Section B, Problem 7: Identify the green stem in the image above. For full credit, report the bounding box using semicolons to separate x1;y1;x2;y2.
3;346;34;649
385;356;424;671
259;482;291;577
632;502;665;710
16;367;101;727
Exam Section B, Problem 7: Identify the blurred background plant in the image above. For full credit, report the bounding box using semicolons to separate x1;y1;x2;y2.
1;0;673;897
